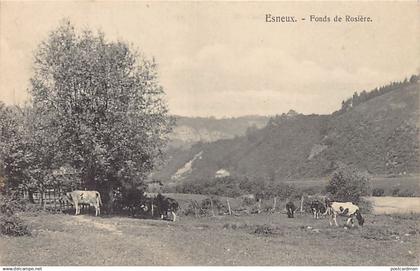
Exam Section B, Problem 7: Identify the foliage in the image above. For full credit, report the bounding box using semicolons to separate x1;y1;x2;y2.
157;76;419;184
335;76;419;115
176;177;242;198
0;192;31;236
395;188;415;197
0;215;31;236
357;197;373;214
200;197;227;215
372;188;385;197
0;20;173;210
112;185;146;215
325;163;372;203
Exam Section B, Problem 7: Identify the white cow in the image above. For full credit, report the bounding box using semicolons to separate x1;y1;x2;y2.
324;201;364;227
66;190;102;216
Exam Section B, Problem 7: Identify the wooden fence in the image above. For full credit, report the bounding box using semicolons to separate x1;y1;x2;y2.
21;187;73;212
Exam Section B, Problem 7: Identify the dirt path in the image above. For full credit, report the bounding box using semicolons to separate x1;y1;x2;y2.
69;215;194;265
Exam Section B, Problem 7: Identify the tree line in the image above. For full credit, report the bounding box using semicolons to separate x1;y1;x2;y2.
335;75;419;115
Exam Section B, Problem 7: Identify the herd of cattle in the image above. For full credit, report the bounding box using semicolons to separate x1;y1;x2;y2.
286;199;364;227
63;190;365;227
63;190;179;221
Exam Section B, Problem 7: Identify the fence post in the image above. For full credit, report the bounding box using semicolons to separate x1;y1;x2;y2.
151;198;154;217
42;190;46;210
227;199;232;215
193;200;198;218
210;197;215;217
257;199;262;214
272;197;277;212
300;195;304;213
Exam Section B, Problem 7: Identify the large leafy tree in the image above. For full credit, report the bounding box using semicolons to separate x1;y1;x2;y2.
29;20;173;208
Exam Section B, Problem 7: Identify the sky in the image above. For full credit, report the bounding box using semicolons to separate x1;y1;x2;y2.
0;1;419;117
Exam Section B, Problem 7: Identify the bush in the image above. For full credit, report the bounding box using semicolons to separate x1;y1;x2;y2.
391;187;400;196
201;197;227;215
372;188;385;197
0;192;31;236
0;215;31;236
397;188;415;197
325;164;371;203
180;200;202;217
358;198;373;214
112;186;146;216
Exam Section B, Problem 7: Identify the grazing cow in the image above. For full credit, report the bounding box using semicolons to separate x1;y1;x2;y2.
156;193;179;222
285;201;296;218
324;201;364;227
65;190;102;216
139;197;159;218
310;199;326;219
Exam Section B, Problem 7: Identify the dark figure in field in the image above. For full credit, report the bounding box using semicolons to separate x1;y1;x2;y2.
156;193;179;221
286;201;296;218
310;199;326;219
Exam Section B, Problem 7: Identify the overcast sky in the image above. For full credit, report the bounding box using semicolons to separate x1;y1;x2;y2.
1;1;418;117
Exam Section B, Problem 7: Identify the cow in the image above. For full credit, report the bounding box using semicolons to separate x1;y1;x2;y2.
285;201;296;218
156;193;179;222
324;201;364;227
65;190;102;216
310;199;326;219
139;197;159;218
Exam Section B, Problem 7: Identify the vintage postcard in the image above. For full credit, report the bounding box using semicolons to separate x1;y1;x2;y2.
0;1;419;269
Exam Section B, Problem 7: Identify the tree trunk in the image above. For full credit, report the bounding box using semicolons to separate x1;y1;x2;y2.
28;189;35;204
107;188;114;215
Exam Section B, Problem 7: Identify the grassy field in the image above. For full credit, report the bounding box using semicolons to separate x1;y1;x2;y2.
0;210;418;266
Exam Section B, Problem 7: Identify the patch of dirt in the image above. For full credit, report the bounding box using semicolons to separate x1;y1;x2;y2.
73;216;123;235
63;215;193;265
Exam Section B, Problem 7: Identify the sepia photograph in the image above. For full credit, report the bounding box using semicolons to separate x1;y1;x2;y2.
0;1;419;268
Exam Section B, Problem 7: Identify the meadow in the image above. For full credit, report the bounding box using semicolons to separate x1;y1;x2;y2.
1;195;419;266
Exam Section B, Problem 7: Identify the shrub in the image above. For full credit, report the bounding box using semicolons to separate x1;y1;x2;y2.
0;192;31;236
201;197;227;215
114;186;146;216
397;189;415;197
325;164;371;203
358;198;373;214
391;187;400;196
254;224;277;235
240;196;256;206
372;188;385;197
180;200;202;217
0;191;27;215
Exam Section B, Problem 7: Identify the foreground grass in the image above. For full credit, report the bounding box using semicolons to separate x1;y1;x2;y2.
0;212;418;266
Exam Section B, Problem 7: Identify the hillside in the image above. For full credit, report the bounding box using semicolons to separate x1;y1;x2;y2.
169;115;269;149
155;80;419;184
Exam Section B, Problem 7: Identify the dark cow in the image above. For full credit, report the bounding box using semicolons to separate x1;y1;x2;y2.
310;199;326;219
139;197;159;218
156;193;179;222
285;201;296;218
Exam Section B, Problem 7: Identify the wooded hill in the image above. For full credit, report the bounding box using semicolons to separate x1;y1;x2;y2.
154;77;419;184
